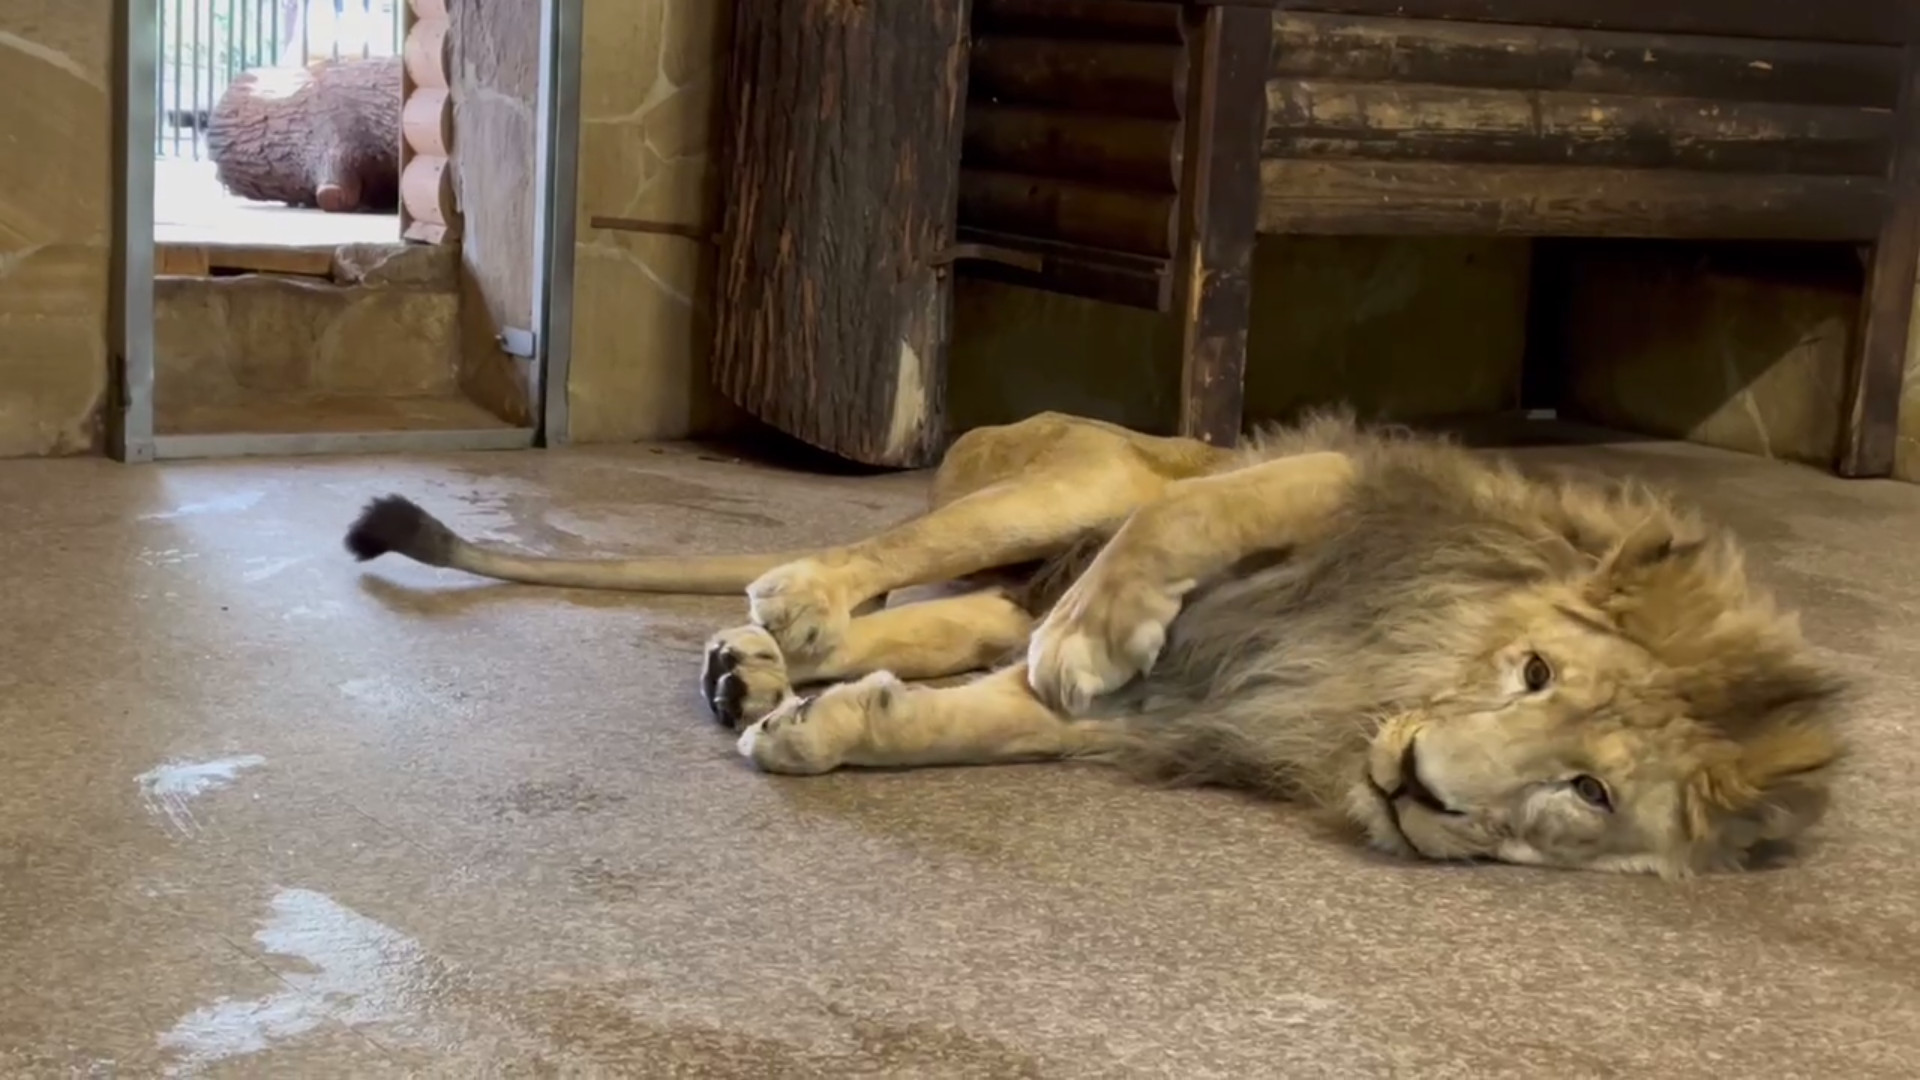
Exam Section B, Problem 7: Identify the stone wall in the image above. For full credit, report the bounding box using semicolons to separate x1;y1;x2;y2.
153;245;462;428
565;0;736;444
0;4;112;456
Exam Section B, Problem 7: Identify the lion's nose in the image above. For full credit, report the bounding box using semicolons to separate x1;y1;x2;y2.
1393;738;1462;816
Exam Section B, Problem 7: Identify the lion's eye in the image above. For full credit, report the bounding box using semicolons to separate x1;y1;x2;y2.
1521;653;1553;692
1571;774;1612;811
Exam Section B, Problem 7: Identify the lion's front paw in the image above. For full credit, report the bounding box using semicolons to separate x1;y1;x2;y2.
736;672;903;775
701;625;793;730
746;558;858;662
1026;571;1182;715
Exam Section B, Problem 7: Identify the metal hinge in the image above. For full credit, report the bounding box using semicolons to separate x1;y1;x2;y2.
497;326;538;359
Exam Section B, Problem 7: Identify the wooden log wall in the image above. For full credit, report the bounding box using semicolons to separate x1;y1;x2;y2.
1258;12;1904;239
399;0;459;243
958;0;1194;309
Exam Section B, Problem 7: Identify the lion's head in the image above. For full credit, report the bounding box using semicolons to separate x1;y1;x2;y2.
1344;513;1847;879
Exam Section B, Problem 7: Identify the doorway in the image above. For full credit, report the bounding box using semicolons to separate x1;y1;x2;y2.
111;0;582;461
155;0;402;251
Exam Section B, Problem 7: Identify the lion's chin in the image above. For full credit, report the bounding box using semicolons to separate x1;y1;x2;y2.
1343;780;1421;859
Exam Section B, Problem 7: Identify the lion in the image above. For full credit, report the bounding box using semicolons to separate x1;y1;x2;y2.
344;409;1848;878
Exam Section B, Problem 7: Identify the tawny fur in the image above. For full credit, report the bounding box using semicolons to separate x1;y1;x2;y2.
346;410;1849;877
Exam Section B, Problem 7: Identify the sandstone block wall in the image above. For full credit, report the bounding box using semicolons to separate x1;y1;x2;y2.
0;4;113;456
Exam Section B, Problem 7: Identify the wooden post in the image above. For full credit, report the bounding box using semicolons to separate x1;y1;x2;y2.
1839;45;1920;478
711;0;971;469
1171;4;1268;448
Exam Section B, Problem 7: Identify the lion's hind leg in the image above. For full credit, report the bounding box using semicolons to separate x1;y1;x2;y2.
701;589;1036;729
735;663;1120;776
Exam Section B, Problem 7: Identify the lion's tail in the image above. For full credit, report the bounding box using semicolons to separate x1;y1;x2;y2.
342;494;809;594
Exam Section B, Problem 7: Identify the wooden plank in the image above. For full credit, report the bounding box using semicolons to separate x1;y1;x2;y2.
154;245;211;277
712;0;967;468
1264;79;1896;176
973;0;1185;43
1172;5;1271;448
1838;48;1920;477
154;244;336;277
1270;12;1904;109
963;105;1182;191
953;228;1173;310
1256;159;1889;239
959;169;1179;257
969;36;1187;119
1267;1;1916;48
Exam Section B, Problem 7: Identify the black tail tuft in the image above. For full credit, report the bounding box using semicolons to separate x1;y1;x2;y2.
344;495;457;565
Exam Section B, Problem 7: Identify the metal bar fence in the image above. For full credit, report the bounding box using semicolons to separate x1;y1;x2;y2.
154;0;401;161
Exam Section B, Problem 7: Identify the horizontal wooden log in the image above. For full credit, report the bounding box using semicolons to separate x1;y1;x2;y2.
953;228;1172;309
402;87;450;157
972;0;1184;43
1256;159;1888;239
970;36;1187;119
404;17;449;92
1268;1;1916;48
400;154;455;228
963;105;1182;190
1264;79;1896;175
960;169;1178;256
1270;12;1905;109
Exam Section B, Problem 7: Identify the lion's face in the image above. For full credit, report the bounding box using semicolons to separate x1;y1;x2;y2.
1343;559;1844;878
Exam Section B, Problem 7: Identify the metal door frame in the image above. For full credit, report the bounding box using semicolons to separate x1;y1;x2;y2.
109;0;582;461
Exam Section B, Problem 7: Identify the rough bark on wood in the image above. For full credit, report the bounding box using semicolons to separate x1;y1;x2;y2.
1269;13;1904;110
1256;159;1888;239
1263;79;1895;176
712;0;970;469
207;56;403;214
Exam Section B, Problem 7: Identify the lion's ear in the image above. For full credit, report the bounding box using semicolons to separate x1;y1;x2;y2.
1683;724;1842;865
1581;521;1706;605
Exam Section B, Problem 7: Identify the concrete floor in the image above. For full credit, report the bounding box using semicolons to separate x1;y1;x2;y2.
3;435;1918;1078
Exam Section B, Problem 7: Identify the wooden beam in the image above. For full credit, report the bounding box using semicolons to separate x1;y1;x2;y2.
1257;160;1889;239
1838;46;1920;477
1269;12;1905;109
973;0;1185;43
1264;79;1896;176
964;105;1183;192
1172;4;1270;447
970;37;1188;119
711;0;968;468
1265;1;1916;48
959;169;1179;257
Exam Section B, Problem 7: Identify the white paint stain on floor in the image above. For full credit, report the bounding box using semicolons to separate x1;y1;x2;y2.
157;888;427;1076
141;490;267;521
134;755;267;837
241;555;306;584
